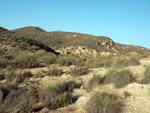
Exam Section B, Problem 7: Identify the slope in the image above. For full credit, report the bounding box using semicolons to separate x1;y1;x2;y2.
13;26;150;56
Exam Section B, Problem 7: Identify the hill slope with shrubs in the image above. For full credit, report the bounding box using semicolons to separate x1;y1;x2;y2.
12;26;150;56
1;26;150;113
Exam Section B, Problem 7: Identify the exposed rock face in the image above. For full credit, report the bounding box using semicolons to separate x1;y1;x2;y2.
96;39;114;49
57;46;98;57
100;51;111;56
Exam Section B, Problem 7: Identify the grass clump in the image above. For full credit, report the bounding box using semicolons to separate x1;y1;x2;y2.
5;69;17;82
75;58;87;67
59;81;78;92
46;66;63;76
3;88;37;113
40;84;62;107
86;74;104;91
71;66;89;76
15;91;37;113
11;52;39;68
51;92;72;109
57;55;76;66
104;70;134;88
112;56;128;68
16;71;33;83
127;58;140;66
35;50;57;64
40;81;77;109
140;66;150;84
85;92;123;113
0;57;9;68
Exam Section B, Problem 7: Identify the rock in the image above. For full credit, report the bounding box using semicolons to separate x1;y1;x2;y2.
101;41;107;46
58;46;98;57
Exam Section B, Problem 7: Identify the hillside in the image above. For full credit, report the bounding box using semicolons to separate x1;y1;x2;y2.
13;26;150;57
1;26;150;113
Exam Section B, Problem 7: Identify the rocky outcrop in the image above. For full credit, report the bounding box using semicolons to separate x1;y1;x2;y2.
96;39;114;49
57;46;98;57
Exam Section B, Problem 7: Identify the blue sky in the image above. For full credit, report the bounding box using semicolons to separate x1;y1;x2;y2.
0;0;150;48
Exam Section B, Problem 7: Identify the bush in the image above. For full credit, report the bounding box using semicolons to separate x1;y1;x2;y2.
3;88;26;108
15;91;36;113
88;57;104;68
59;81;78;92
3;88;37;113
35;50;47;57
89;55;114;68
39;53;57;64
16;71;33;83
0;57;9;68
5;69;17;82
51;92;72;109
75;58;87;67
57;55;76;66
46;67;63;76
40;84;63;106
71;66;89;76
40;81;76;108
140;66;150;84
35;50;57;64
86;75;104;91
112;57;128;68
104;70;134;88
0;73;5;81
127;58;140;66
85;92;123;113
11;52;39;68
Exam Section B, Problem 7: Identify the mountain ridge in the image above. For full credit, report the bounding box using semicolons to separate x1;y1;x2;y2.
1;26;150;56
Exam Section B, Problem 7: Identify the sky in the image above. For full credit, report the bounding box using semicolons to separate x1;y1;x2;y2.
0;0;150;48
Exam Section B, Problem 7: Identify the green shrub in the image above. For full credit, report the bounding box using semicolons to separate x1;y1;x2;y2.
104;58;113;68
140;66;150;84
46;67;63;76
85;92;123;113
28;45;40;52
59;81;78;92
104;70;134;88
112;57;128;68
71;66;89;76
3;88;37;113
0;103;4;113
127;58;140;66
40;81;76;108
5;69;17;82
88;57;104;68
0;57;9;68
33;72;43;78
0;73;5;81
3;88;26;108
35;50;57;64
35;50;47;57
11;52;39;68
86;75;104;91
16;71;33;83
39;53;57;64
57;55;76;66
15;91;36;113
51;92;72;109
144;66;150;77
40;84;63;106
75;58;87;67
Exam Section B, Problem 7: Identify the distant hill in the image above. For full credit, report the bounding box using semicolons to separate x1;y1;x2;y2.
0;27;59;55
12;26;150;56
0;26;8;32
